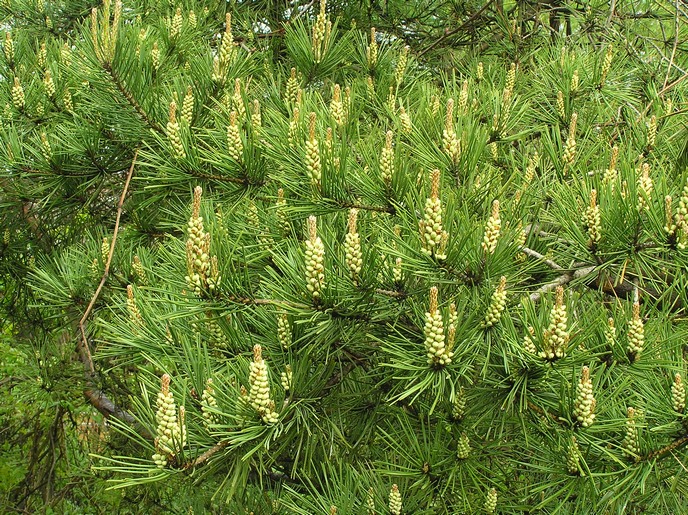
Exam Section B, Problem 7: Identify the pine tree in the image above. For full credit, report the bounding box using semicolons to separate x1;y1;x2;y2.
1;1;688;512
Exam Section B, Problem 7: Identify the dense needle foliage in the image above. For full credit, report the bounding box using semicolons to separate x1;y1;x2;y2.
1;0;688;513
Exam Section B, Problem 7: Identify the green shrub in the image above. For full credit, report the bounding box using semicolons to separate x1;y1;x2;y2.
1;0;687;512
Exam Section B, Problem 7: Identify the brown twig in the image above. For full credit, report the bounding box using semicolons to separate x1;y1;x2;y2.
375;288;407;298
527;400;565;426
78;151;137;371
324;361;359;390
183;440;230;470
644;433;688;461
77;151;140;426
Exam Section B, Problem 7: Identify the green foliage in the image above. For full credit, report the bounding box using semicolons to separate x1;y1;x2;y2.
1;0;688;513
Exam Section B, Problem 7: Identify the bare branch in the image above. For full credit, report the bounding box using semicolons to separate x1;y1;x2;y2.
528;266;596;303
520;246;562;270
78;151;140;427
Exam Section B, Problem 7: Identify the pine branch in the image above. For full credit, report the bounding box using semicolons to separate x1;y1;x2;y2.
324;361;359;390
644;432;688;461
417;0;497;57
100;62;165;136
523;250;674;307
331;199;395;214
83;389;145;433
181;167;254;185
194;140;266;185
527;400;566;426
225;294;309;309
182;440;229;470
375;288;407;298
